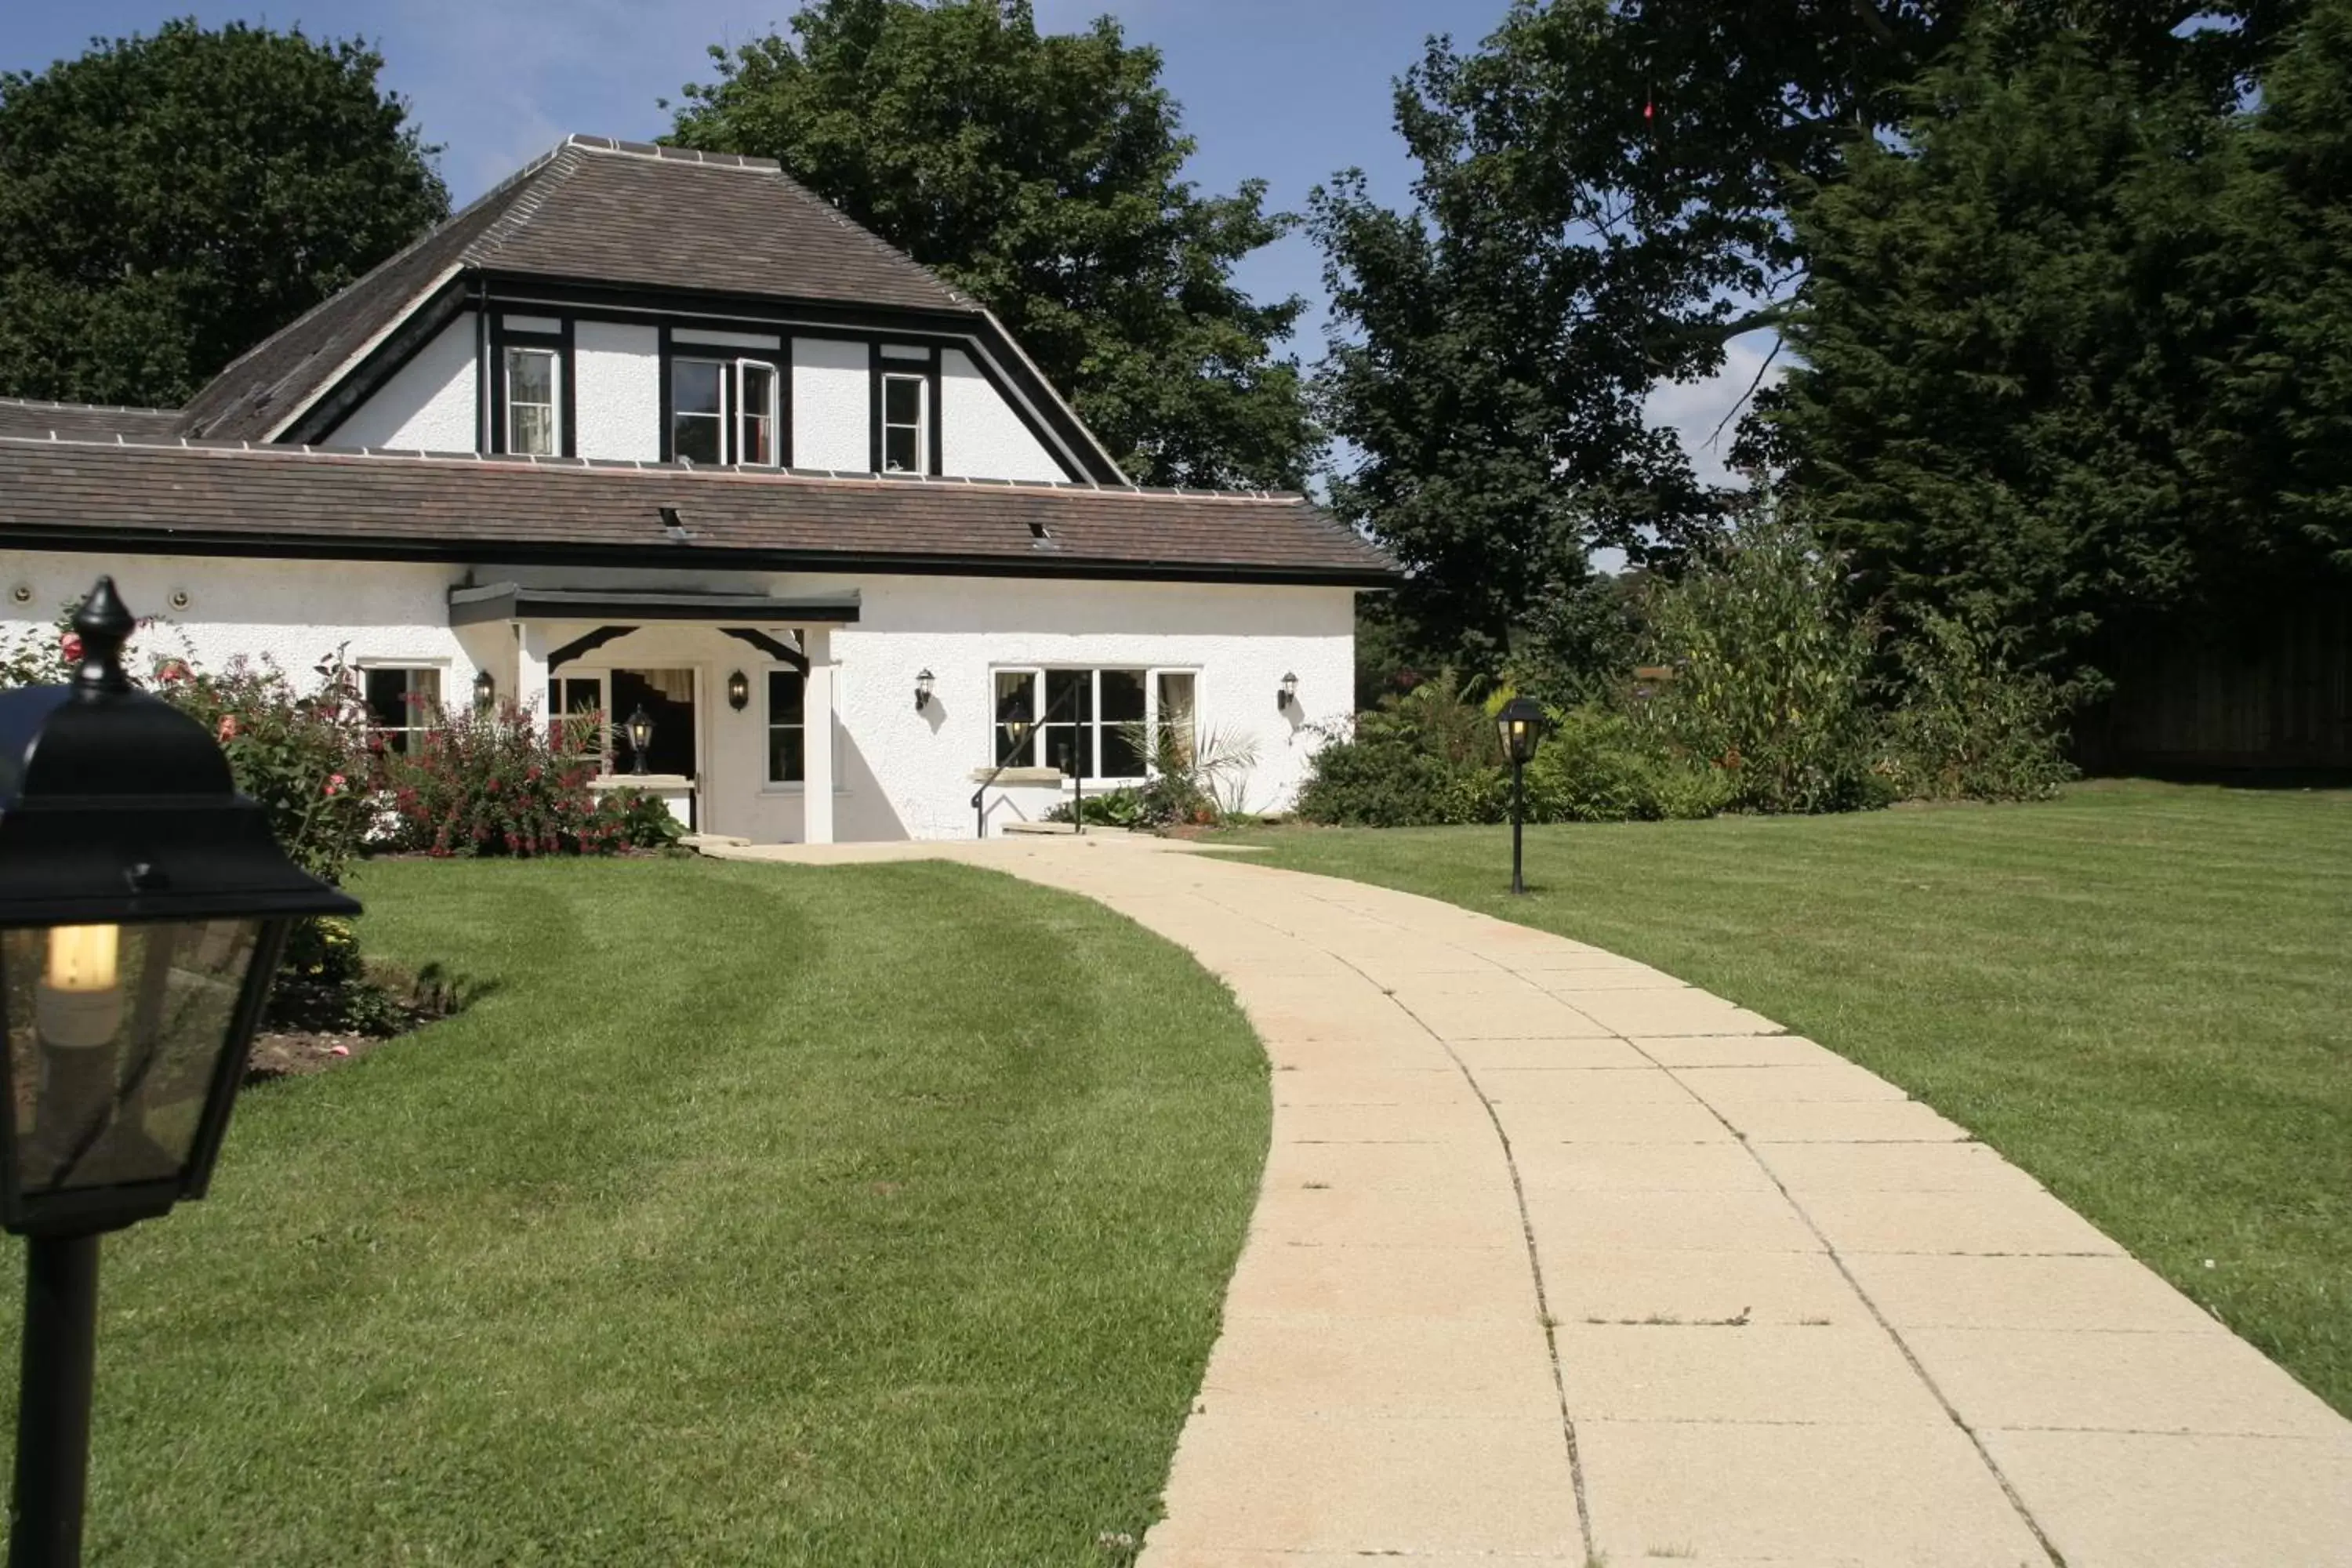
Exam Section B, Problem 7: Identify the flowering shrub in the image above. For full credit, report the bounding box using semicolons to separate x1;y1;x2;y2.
376;701;681;856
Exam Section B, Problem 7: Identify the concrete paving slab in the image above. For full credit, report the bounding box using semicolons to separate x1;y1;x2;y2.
1563;989;1782;1036
1761;1139;2046;1193
1525;1186;1826;1254
1269;1067;1477;1107
1276;1101;1498;1146
1494;1098;1737;1145
1523;967;1690;992
1905;1326;2349;1437
1509;1139;1777;1192
1474;1066;1705;1107
1261;1138;1510;1194
1541;1246;1862;1327
1802;1185;2125;1256
1221;1242;1537;1321
1250;1186;1526;1250
1144;1414;1583;1558
1254;1033;1453;1072
1580;1419;2049;1567
1843;1252;2223;1334
1444;1036;1655;1069
1199;1313;1558;1418
1674;1060;1914;1103
1555;1323;1950;1425
1979;1428;2352;1567
1714;1097;1974;1144
1396;990;1617;1040
1631;1033;1850;1067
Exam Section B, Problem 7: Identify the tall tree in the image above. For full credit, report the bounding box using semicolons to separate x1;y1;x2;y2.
1769;5;2343;680
0;20;448;408
1311;0;2304;673
667;0;1315;490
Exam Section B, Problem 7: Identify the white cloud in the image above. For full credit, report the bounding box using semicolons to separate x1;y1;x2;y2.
1644;327;1785;488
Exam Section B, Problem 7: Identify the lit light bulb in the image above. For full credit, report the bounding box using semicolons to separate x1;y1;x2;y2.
45;925;119;993
38;924;123;1049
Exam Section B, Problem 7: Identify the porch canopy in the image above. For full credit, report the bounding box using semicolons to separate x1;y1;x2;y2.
448;582;858;842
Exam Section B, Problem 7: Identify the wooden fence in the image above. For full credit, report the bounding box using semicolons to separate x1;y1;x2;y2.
2083;601;2352;772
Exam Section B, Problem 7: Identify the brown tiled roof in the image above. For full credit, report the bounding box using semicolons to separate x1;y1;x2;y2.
176;137;975;444
0;400;182;441
0;436;1396;587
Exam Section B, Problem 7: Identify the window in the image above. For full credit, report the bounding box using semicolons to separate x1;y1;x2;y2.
546;675;605;762
768;670;805;784
505;347;559;455
990;668;1193;781
671;358;781;466
881;372;927;474
364;666;442;755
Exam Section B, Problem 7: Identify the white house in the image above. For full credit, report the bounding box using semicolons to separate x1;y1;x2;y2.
0;136;1391;843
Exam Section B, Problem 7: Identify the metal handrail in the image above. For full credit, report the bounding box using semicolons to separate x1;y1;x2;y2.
970;679;1087;838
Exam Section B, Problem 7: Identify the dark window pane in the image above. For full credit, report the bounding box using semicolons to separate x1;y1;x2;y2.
740;414;773;466
608;669;695;776
994;671;1036;765
769;728;804;784
768;670;804;723
884;375;923;424
1046;670;1091;724
511;404;554;456
1100;670;1145;722
673;359;724;416
365;667;410;728
673;413;721;465
883;423;920;473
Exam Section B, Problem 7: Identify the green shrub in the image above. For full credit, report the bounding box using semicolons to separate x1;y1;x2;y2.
1634;503;1893;815
376;702;668;856
1883;612;2077;801
1521;707;1733;822
1295;674;1509;827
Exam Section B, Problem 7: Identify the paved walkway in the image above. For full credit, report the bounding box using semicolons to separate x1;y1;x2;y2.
712;835;2352;1566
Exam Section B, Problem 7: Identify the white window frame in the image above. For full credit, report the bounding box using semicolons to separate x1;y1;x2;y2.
761;663;843;793
360;662;445;755
670;355;781;466
880;371;929;474
988;666;1196;784
503;346;561;456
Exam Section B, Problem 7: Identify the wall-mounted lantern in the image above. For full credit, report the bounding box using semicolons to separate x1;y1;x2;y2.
0;577;361;1564
1276;671;1300;713
472;669;495;711
726;670;750;712
913;669;935;713
623;706;655;774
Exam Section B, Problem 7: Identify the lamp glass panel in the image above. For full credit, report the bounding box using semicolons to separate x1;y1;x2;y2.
3;920;260;1196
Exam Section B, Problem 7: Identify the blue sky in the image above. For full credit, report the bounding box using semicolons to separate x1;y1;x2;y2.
0;0;1766;481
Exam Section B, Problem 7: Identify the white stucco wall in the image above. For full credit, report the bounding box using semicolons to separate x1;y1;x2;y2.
331;313;478;452
940;350;1067;483
0;551;1355;845
573;321;661;461
792;336;869;470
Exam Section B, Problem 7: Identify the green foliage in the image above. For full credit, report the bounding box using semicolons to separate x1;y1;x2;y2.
1045;719;1261;829
0;19;447;405
1521;707;1732;823
668;0;1314;488
1882;612;2077;802
1634;502;1893;814
376;703;673;857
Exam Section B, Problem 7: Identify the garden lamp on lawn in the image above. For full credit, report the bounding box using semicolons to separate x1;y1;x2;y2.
0;577;359;1568
1496;696;1548;896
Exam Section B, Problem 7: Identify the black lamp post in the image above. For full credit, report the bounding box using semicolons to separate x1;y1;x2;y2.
0;578;359;1567
623;706;655;775
1496;695;1548;896
972;692;1034;838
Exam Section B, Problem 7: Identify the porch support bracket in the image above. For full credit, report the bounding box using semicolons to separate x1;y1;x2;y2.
718;627;808;673
547;626;637;670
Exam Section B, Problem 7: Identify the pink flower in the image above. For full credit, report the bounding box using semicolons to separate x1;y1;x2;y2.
328;1044;350;1058
216;716;238;742
60;633;82;663
323;773;347;797
156;659;190;684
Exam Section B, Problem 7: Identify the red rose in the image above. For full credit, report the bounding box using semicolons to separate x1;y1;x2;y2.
60;633;83;664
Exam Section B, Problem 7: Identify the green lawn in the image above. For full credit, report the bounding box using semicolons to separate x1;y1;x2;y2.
2;858;1266;1566
1225;780;2352;1416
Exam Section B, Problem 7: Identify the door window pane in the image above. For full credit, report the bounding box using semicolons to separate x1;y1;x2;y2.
547;676;605;763
993;670;1037;766
608;669;695;777
1042;668;1092;779
767;670;805;784
1100;669;1146;778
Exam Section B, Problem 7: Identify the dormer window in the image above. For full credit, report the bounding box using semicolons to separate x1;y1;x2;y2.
504;347;560;456
671;358;780;466
881;372;928;474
